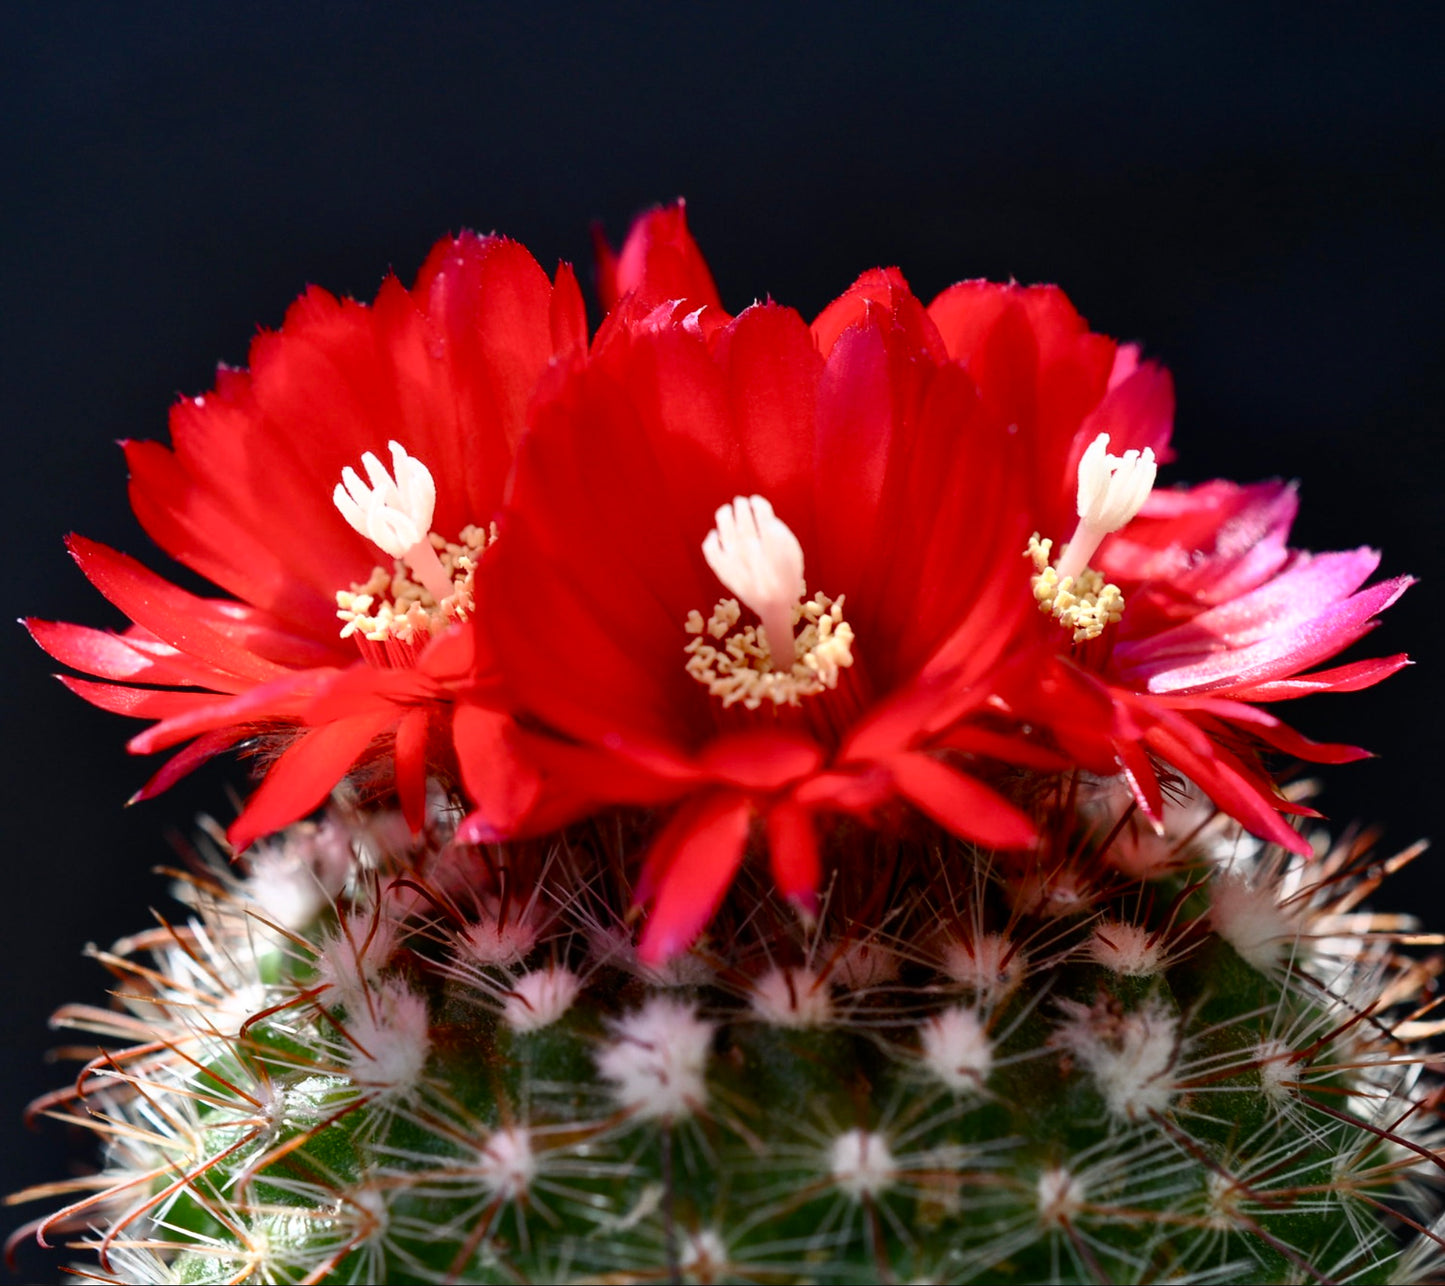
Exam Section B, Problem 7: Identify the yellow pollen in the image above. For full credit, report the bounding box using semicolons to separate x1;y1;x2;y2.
684;591;855;709
337;522;495;644
1027;533;1125;643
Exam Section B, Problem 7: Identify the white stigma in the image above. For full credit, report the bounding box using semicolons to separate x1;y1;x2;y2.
333;441;455;602
334;441;437;558
1055;433;1157;584
701;495;805;668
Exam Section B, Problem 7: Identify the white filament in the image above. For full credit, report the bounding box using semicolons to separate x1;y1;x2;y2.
701;495;805;668
1055;433;1157;583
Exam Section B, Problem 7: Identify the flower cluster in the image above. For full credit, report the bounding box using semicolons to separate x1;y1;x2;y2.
31;202;1410;960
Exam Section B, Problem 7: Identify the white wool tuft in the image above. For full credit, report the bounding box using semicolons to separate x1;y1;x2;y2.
596;996;715;1120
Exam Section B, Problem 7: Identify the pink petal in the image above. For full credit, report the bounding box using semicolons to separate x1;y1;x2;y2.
1136;574;1412;695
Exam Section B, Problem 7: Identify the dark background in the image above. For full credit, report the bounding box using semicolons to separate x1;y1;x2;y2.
3;4;1441;1279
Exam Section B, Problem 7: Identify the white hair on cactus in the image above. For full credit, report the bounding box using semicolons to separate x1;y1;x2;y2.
1254;1038;1298;1107
343;981;431;1099
828;1127;898;1200
919;1006;995;1094
315;911;404;1007
242;820;353;932
596;996;715;1120
679;1228;729;1279
941;933;1025;1007
502;965;582;1033
455;910;541;969
1210;872;1301;972
1036;1165;1086;1227
1087;920;1164;977
474;1125;536;1200
1053;996;1180;1122
826;938;900;991
750;965;833;1027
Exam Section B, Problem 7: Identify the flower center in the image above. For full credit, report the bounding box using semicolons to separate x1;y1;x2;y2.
332;441;488;653
684;495;854;709
1028;432;1156;642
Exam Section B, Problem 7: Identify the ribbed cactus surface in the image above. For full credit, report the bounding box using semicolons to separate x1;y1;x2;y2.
18;789;1445;1284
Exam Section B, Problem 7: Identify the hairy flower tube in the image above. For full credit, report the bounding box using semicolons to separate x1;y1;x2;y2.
28;233;588;849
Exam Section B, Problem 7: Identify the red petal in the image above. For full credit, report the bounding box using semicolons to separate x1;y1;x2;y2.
394;707;431;834
26;618;238;689
1174;698;1372;765
128;667;333;753
888;752;1037;849
698;731;823;791
227;710;397;851
811;266;911;356
452;704;543;839
1076;358;1175;467
593;221;622;312
549;261;589;361
1142;722;1311;856
609;200;722;313
766;800;820;911
67;537;292;684
635;792;751;963
1228;653;1410;701
812;316;894;586
1114;735;1166;825
56;675;221;721
129;728;247;803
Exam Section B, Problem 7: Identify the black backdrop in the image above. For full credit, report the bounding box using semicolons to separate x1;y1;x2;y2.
3;5;1442;1279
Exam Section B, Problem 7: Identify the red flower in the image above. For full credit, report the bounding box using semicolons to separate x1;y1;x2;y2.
29;233;587;849
919;282;1411;854
469;210;1070;961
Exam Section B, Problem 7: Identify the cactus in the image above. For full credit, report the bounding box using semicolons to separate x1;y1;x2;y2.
14;785;1445;1284
14;204;1441;1282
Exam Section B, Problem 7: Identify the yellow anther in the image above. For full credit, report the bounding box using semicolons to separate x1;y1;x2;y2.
685;592;855;710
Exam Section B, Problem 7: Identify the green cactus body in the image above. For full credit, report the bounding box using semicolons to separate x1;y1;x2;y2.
18;788;1445;1285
